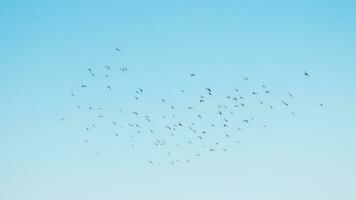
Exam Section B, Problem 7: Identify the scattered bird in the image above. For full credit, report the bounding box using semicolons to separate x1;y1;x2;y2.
304;70;310;77
64;49;324;167
282;100;289;106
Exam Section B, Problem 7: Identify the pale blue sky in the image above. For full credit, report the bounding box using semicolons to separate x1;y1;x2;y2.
1;1;356;200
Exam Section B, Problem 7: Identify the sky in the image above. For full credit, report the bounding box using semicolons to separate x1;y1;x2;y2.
1;0;356;200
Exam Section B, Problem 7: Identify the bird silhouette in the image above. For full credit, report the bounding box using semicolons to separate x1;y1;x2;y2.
304;70;310;77
63;52;325;167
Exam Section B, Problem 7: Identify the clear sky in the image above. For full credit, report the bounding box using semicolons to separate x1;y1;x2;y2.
1;1;356;200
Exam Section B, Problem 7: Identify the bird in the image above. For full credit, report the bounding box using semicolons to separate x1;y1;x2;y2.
115;48;122;52
62;61;326;167
304;70;310;77
281;100;289;106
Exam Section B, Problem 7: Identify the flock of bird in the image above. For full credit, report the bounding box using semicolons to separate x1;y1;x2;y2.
61;48;324;167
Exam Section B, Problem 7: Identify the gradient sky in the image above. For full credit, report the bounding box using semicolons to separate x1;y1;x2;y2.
1;1;356;200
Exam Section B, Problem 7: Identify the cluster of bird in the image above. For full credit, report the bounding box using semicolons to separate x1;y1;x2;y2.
61;48;324;167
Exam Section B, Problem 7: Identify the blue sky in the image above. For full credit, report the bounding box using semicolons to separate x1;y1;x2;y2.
1;1;356;200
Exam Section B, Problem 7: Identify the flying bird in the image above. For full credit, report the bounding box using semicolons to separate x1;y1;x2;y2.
63;61;325;167
304;70;310;77
120;67;128;72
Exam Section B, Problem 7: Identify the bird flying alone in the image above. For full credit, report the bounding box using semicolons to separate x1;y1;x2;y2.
120;67;128;72
304;70;310;77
